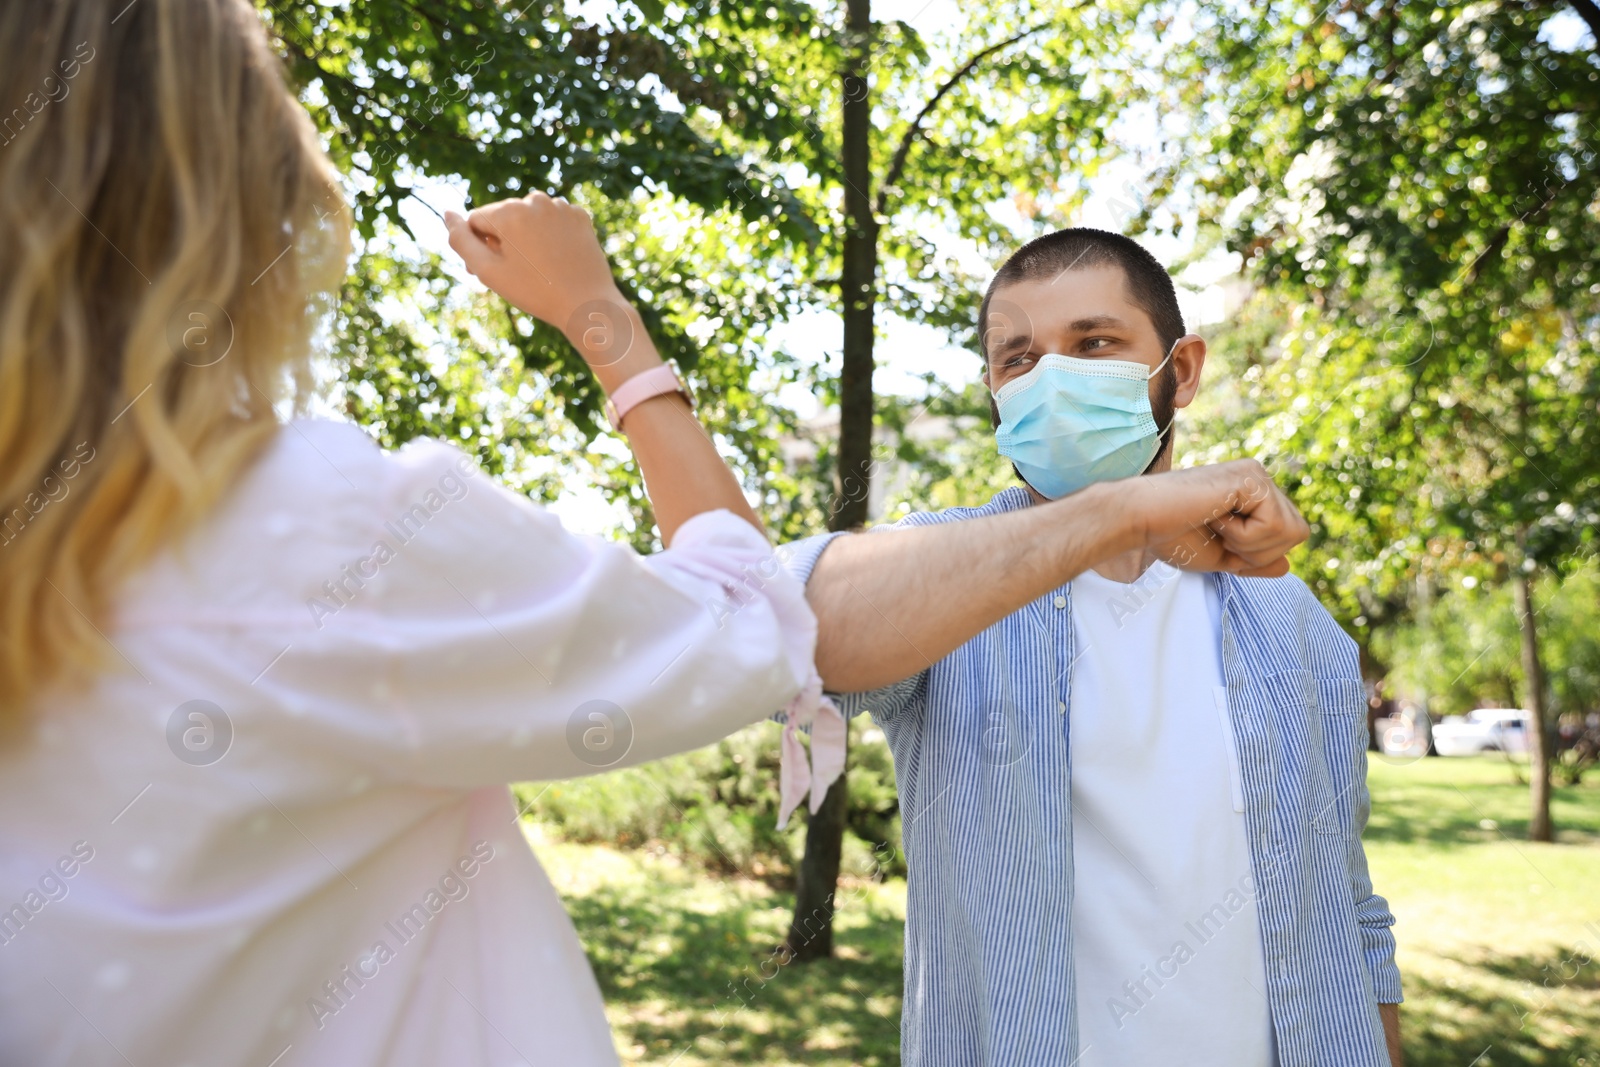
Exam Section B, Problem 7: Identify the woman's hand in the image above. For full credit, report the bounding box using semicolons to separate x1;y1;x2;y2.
445;193;619;330
444;190;762;543
446;194;660;392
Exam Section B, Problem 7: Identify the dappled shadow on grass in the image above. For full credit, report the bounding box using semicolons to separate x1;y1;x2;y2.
1402;946;1600;1067
1365;805;1530;847
1364;760;1600;847
563;869;903;1065
1478;949;1600;993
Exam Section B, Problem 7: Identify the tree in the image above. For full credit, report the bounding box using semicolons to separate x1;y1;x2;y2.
734;0;1143;959
262;0;1147;946
1183;0;1600;838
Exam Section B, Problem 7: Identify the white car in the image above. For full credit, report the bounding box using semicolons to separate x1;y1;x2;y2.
1431;708;1531;756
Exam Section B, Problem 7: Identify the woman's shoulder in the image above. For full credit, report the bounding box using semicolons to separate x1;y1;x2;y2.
252;417;391;492
116;420;552;628
247;418;492;516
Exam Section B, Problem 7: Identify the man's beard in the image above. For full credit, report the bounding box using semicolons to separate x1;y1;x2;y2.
1142;358;1179;473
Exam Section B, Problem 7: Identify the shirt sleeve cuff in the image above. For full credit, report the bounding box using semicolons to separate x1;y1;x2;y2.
645;510;811;693
777;530;848;587
650;513;846;831
1365;938;1404;1004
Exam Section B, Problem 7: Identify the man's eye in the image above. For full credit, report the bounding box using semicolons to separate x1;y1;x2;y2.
1082;337;1112;351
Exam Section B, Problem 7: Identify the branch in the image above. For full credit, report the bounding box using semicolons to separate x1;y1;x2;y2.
1467;223;1514;284
1464;167;1577;284
873;21;1054;218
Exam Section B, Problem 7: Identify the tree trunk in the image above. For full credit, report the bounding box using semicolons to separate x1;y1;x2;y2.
786;0;876;963
785;739;850;959
832;0;878;538
1513;527;1553;842
1415;569;1433;724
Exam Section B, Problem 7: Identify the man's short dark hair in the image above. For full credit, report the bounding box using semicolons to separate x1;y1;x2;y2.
978;228;1186;360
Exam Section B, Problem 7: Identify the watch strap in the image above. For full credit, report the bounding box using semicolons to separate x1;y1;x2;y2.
605;364;691;430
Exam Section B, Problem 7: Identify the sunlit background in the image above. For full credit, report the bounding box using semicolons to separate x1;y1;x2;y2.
262;0;1599;1062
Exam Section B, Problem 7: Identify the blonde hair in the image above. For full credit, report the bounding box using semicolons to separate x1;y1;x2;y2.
0;0;351;723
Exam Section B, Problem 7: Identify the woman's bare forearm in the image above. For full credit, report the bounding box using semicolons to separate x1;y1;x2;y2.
572;302;762;543
446;197;760;544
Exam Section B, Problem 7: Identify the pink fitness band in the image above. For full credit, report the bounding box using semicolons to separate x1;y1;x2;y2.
604;364;692;431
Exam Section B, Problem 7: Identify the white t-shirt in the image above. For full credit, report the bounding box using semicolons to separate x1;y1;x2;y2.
1067;562;1275;1066
0;419;818;1067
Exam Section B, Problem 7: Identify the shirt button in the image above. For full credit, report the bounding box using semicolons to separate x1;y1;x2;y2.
1053;595;1067;609
1058;700;1067;714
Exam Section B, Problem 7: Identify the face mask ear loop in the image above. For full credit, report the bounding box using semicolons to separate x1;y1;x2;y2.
1142;410;1178;472
1146;336;1183;381
1145;337;1183;470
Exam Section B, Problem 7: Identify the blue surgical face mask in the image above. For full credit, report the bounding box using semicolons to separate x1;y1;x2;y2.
992;339;1178;500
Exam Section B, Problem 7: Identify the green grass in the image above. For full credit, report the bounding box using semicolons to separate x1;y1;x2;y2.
1363;756;1600;1067
530;755;1600;1066
529;827;905;1065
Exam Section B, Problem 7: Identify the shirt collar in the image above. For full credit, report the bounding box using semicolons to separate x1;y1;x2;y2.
985;485;1041;514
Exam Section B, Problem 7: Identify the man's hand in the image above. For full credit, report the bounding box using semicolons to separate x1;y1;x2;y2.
808;460;1311;693
1124;459;1310;578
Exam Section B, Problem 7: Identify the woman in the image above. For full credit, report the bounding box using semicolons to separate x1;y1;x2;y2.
0;1;840;1063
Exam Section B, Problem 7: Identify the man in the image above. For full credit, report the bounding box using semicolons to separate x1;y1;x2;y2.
784;229;1402;1066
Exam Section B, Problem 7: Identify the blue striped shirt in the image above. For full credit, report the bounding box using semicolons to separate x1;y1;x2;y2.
781;486;1402;1067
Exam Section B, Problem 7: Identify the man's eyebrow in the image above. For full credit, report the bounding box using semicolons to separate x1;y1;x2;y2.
1068;314;1134;333
986;333;1034;360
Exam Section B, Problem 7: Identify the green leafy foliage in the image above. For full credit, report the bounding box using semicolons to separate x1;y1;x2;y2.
1374;559;1600;718
1181;0;1599;667
261;0;817;240
331;239;576;495
516;720;906;882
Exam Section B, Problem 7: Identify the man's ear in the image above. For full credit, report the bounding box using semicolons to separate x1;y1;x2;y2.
1171;334;1208;409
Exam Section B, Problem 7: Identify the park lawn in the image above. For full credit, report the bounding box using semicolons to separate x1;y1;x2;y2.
528;826;906;1066
530;755;1600;1066
1363;756;1600;1067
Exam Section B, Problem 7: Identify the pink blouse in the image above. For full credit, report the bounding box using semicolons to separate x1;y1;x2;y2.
0;419;841;1067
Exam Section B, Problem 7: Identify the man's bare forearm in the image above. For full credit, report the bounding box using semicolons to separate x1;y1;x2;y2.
809;480;1137;692
807;459;1310;693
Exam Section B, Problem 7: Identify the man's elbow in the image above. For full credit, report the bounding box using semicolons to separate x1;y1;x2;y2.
809;599;917;693
803;540;926;693
813;625;898;693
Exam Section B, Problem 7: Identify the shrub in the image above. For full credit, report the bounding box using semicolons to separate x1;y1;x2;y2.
516;718;905;881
